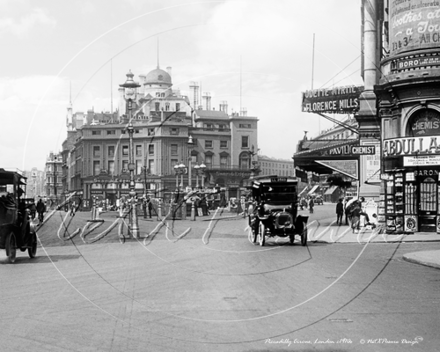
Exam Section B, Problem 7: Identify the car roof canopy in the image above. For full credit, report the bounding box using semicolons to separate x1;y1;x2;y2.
0;168;26;185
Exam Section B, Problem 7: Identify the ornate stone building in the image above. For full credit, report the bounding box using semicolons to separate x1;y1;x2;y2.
62;65;259;206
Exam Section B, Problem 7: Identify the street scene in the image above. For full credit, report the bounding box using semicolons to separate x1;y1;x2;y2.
2;0;440;351
1;204;439;351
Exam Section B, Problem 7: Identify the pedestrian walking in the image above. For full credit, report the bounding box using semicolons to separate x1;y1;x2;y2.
70;201;76;216
36;199;46;223
147;197;153;218
336;198;344;225
308;197;314;214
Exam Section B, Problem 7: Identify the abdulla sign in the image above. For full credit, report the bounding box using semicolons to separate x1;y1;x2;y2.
301;85;363;114
383;135;440;156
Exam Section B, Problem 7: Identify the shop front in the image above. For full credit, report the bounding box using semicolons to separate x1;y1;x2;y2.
374;0;440;235
382;110;440;233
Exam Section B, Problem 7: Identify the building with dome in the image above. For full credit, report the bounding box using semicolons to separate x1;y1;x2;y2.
62;65;259;207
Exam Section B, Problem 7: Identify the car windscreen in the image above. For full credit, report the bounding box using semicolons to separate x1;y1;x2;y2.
261;184;296;203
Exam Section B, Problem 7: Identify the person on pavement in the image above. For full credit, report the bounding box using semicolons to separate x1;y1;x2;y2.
350;201;362;233
336;198;344;225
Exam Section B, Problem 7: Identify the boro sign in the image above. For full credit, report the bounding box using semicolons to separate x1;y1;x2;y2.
301;85;363;114
391;53;440;72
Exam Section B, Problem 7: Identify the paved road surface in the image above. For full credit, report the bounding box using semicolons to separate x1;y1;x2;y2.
0;208;439;351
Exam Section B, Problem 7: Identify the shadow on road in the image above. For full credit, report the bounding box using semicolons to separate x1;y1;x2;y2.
0;254;81;264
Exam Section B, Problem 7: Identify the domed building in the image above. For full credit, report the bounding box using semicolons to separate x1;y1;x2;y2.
141;66;172;88
118;66;191;121
66;65;259;212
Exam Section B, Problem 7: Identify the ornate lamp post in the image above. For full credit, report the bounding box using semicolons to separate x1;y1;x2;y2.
249;145;260;179
174;163;187;190
187;135;194;189
119;70;141;238
194;164;200;188
199;163;206;188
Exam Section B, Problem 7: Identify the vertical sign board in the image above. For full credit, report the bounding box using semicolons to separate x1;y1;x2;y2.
363;141;381;183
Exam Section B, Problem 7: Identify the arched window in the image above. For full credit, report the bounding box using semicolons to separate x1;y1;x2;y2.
239;152;250;169
406;108;440;136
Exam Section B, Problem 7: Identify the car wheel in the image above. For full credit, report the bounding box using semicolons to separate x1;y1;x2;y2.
289;234;295;245
301;221;308;246
5;232;17;263
259;222;265;246
28;233;37;258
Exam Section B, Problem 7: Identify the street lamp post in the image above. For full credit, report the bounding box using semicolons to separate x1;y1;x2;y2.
194;164;200;188
194;163;206;189
174;163;187;191
249;145;260;179
187;135;194;189
119;70;141;238
199;163;206;188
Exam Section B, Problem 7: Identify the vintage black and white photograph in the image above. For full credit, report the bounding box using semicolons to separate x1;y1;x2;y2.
0;0;439;351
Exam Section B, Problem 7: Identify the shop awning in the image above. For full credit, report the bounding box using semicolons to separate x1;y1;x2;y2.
298;187;308;196
324;185;338;195
308;185;319;195
293;139;359;176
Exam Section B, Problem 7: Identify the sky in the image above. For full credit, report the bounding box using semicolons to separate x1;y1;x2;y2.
0;0;363;171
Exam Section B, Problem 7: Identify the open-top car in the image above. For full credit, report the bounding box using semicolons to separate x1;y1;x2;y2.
248;175;308;246
0;169;37;263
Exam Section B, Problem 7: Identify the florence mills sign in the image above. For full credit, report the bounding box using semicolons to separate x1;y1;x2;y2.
298;85;381;188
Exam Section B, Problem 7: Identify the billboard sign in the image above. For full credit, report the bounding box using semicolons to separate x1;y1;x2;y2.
301;86;363;114
390;0;440;56
383;135;440;156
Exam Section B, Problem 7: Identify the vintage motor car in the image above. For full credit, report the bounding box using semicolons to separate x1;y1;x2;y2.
248;175;308;246
0;169;37;263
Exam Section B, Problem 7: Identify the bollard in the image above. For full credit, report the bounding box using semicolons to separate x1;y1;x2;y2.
191;201;196;221
157;201;162;221
182;201;187;220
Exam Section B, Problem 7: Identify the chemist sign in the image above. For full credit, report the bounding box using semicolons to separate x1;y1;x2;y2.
301;85;363;114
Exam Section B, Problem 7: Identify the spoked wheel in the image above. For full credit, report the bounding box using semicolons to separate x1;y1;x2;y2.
28;232;37;258
301;221;308;246
259;222;266;246
5;232;17;263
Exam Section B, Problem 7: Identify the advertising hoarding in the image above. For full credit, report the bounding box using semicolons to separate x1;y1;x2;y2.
390;0;440;56
301;86;363;114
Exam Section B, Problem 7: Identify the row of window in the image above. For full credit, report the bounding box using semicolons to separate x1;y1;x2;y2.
93;160;155;176
92;152;254;177
261;169;293;176
91;128;147;136
260;161;293;169
153;101;180;112
93;145;155;158
91;138;245;158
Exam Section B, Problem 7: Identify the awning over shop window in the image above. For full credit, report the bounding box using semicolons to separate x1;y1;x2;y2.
324;185;338;195
308;185;319;195
298;187;308;196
